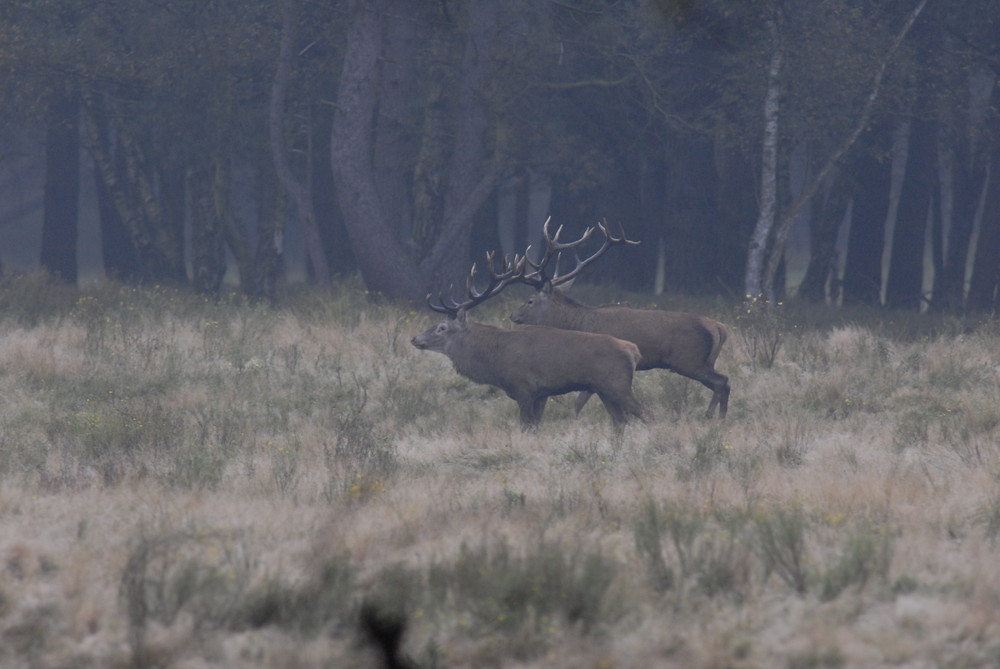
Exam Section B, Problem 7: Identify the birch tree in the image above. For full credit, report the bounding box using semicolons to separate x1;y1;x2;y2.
744;10;784;302
743;0;930;303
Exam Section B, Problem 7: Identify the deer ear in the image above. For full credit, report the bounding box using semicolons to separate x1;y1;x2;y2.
456;308;468;324
556;278;575;293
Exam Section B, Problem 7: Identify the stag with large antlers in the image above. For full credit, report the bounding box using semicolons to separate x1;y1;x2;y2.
510;218;731;419
411;252;645;432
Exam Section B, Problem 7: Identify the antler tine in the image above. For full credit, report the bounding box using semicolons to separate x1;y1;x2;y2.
426;284;462;318
597;219;641;246
426;252;526;318
492;250;527;280
426;286;459;317
521;217;598;288
546;220;639;287
467;251;526;300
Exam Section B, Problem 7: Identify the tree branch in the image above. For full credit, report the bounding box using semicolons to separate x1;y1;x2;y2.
761;0;932;300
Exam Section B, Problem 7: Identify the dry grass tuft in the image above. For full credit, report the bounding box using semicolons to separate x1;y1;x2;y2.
0;277;999;667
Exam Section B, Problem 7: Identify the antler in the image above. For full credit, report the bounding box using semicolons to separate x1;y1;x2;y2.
427;252;527;318
519;217;640;288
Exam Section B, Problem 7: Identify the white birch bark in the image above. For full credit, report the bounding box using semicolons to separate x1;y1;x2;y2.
758;0;930;302
744;15;783;302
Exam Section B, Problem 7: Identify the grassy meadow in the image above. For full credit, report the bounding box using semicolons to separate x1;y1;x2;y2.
1;273;999;668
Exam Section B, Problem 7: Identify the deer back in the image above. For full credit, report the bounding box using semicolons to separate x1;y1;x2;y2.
512;287;726;373
462;322;639;395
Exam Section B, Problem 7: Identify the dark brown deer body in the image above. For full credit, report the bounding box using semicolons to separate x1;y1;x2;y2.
511;287;730;418
508;219;730;418
411;310;644;431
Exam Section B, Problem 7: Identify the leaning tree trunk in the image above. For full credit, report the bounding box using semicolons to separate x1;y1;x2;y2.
931;71;994;312
797;169;851;303
757;0;929;303
418;0;504;293
81;89;186;285
966;149;1000;313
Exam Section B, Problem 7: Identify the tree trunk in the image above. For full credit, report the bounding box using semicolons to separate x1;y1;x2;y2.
271;0;330;285
709;147;757;297
411;13;456;260
221;160;284;302
745;15;783;302
373;4;422;253
967;151;1000;313
663;134;716;293
40;88;80;284
635;152;667;293
81;90;186;285
931;75;994;312
250;172;285;302
758;0;929;303
885;117;935;310
94;160;140;282
419;0;504;292
311;102;354;276
797;169;851;303
330;0;425;302
188;156;228;294
841;124;893;306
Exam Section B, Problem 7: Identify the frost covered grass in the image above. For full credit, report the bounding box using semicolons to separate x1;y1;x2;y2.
1;274;1000;667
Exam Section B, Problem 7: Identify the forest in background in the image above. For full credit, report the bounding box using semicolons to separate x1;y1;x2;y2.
1;0;999;312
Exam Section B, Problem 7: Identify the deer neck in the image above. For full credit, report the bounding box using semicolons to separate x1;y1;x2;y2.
552;296;596;331
446;323;503;385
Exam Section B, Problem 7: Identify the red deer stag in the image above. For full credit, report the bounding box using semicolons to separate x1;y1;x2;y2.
510;219;731;418
411;253;645;432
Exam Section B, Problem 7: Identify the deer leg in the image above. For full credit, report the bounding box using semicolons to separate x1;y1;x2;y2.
697;372;730;419
574;391;593;415
679;368;730;419
718;379;730;418
626;393;647;422
532;396;549;423
518;396;548;431
517;400;538;431
596;393;630;431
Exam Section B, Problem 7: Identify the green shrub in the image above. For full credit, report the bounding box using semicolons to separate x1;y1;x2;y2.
0;272;76;327
633;499;753;600
733;297;785;368
818;523;893;601
119;527;253;663
239;554;355;634
754;504;809;594
436;538;621;635
677;423;729;480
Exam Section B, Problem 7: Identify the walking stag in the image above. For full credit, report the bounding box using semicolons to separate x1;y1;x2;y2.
510;219;731;418
411;253;645;432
